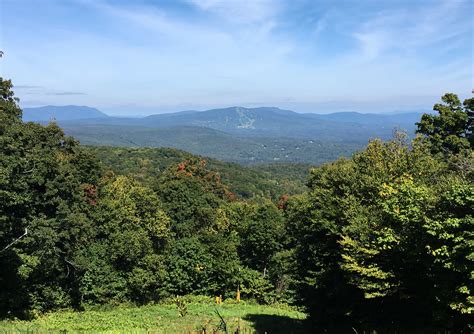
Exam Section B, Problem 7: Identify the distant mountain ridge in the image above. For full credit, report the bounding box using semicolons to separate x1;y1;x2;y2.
22;105;108;122
22;105;427;142
22;105;428;164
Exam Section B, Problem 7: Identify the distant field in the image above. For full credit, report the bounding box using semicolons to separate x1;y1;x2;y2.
0;298;306;333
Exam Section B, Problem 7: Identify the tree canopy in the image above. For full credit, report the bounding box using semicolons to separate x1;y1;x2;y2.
0;79;472;331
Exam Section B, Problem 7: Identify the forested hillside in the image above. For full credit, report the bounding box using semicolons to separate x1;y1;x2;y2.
23;104;423;165
1;78;473;332
85;146;310;199
68;125;361;165
23;105;422;141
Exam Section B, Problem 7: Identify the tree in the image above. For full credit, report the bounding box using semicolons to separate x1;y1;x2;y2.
287;125;472;329
424;178;474;317
284;159;364;327
80;176;170;304
463;97;474;146
0;77;22;128
0;77;101;316
417;93;472;155
234;201;284;273
153;159;234;237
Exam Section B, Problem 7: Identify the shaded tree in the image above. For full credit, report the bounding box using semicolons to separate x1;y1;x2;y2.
0;77;101;316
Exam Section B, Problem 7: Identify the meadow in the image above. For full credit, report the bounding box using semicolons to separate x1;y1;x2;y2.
0;297;306;334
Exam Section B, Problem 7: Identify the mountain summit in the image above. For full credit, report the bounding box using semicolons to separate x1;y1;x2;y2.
23;104;425;143
144;106;299;132
22;105;108;122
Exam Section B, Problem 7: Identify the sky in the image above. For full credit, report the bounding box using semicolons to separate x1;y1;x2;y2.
0;0;472;115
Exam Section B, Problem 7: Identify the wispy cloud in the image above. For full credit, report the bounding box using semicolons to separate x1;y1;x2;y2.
46;91;87;96
12;85;87;97
14;85;43;89
313;15;328;36
2;0;471;113
86;0;231;42
185;0;281;23
80;0;293;75
350;0;470;61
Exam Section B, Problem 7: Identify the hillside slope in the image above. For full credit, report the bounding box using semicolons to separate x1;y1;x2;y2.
86;146;311;198
66;125;363;165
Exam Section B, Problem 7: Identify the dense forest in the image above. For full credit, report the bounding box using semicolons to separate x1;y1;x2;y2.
62;124;366;165
85;146;310;199
1;77;473;332
24;104;415;165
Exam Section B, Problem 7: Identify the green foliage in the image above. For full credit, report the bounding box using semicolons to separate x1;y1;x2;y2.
164;237;216;296
287;122;472;329
424;180;474;315
153;159;233;237
417;93;473;154
1;80;472;333
238;267;276;304
174;296;188;317
232;201;285;272
85;145;309;199
0;77;101;317
0;77;22;127
80;175;170;305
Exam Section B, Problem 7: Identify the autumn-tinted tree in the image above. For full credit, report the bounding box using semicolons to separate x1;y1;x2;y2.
153;159;234;237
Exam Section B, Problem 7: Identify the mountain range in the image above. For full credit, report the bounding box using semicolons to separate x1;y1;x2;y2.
22;105;428;164
22;105;107;122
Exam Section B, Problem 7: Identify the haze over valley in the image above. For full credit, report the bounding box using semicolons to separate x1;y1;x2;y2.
22;105;426;164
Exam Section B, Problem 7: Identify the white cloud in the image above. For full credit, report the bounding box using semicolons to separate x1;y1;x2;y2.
185;0;280;23
352;30;389;60
350;0;470;61
3;0;471;111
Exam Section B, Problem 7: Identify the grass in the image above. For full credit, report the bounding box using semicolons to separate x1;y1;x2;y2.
0;297;307;334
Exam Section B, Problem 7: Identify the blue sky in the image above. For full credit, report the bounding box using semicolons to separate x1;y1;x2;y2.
1;0;472;115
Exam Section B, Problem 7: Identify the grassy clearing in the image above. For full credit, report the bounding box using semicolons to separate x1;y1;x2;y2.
0;297;306;334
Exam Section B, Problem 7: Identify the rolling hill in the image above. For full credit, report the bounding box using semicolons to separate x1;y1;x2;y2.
85;146;311;199
139;107;424;140
64;124;363;164
23;105;427;164
23;105;424;140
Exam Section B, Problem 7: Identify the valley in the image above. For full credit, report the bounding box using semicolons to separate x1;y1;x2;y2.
23;105;424;165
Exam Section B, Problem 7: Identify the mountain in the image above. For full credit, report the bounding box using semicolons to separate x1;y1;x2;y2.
143;107;298;131
51;106;424;142
140;106;359;140
24;105;427;164
22;105;108;121
140;107;424;140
